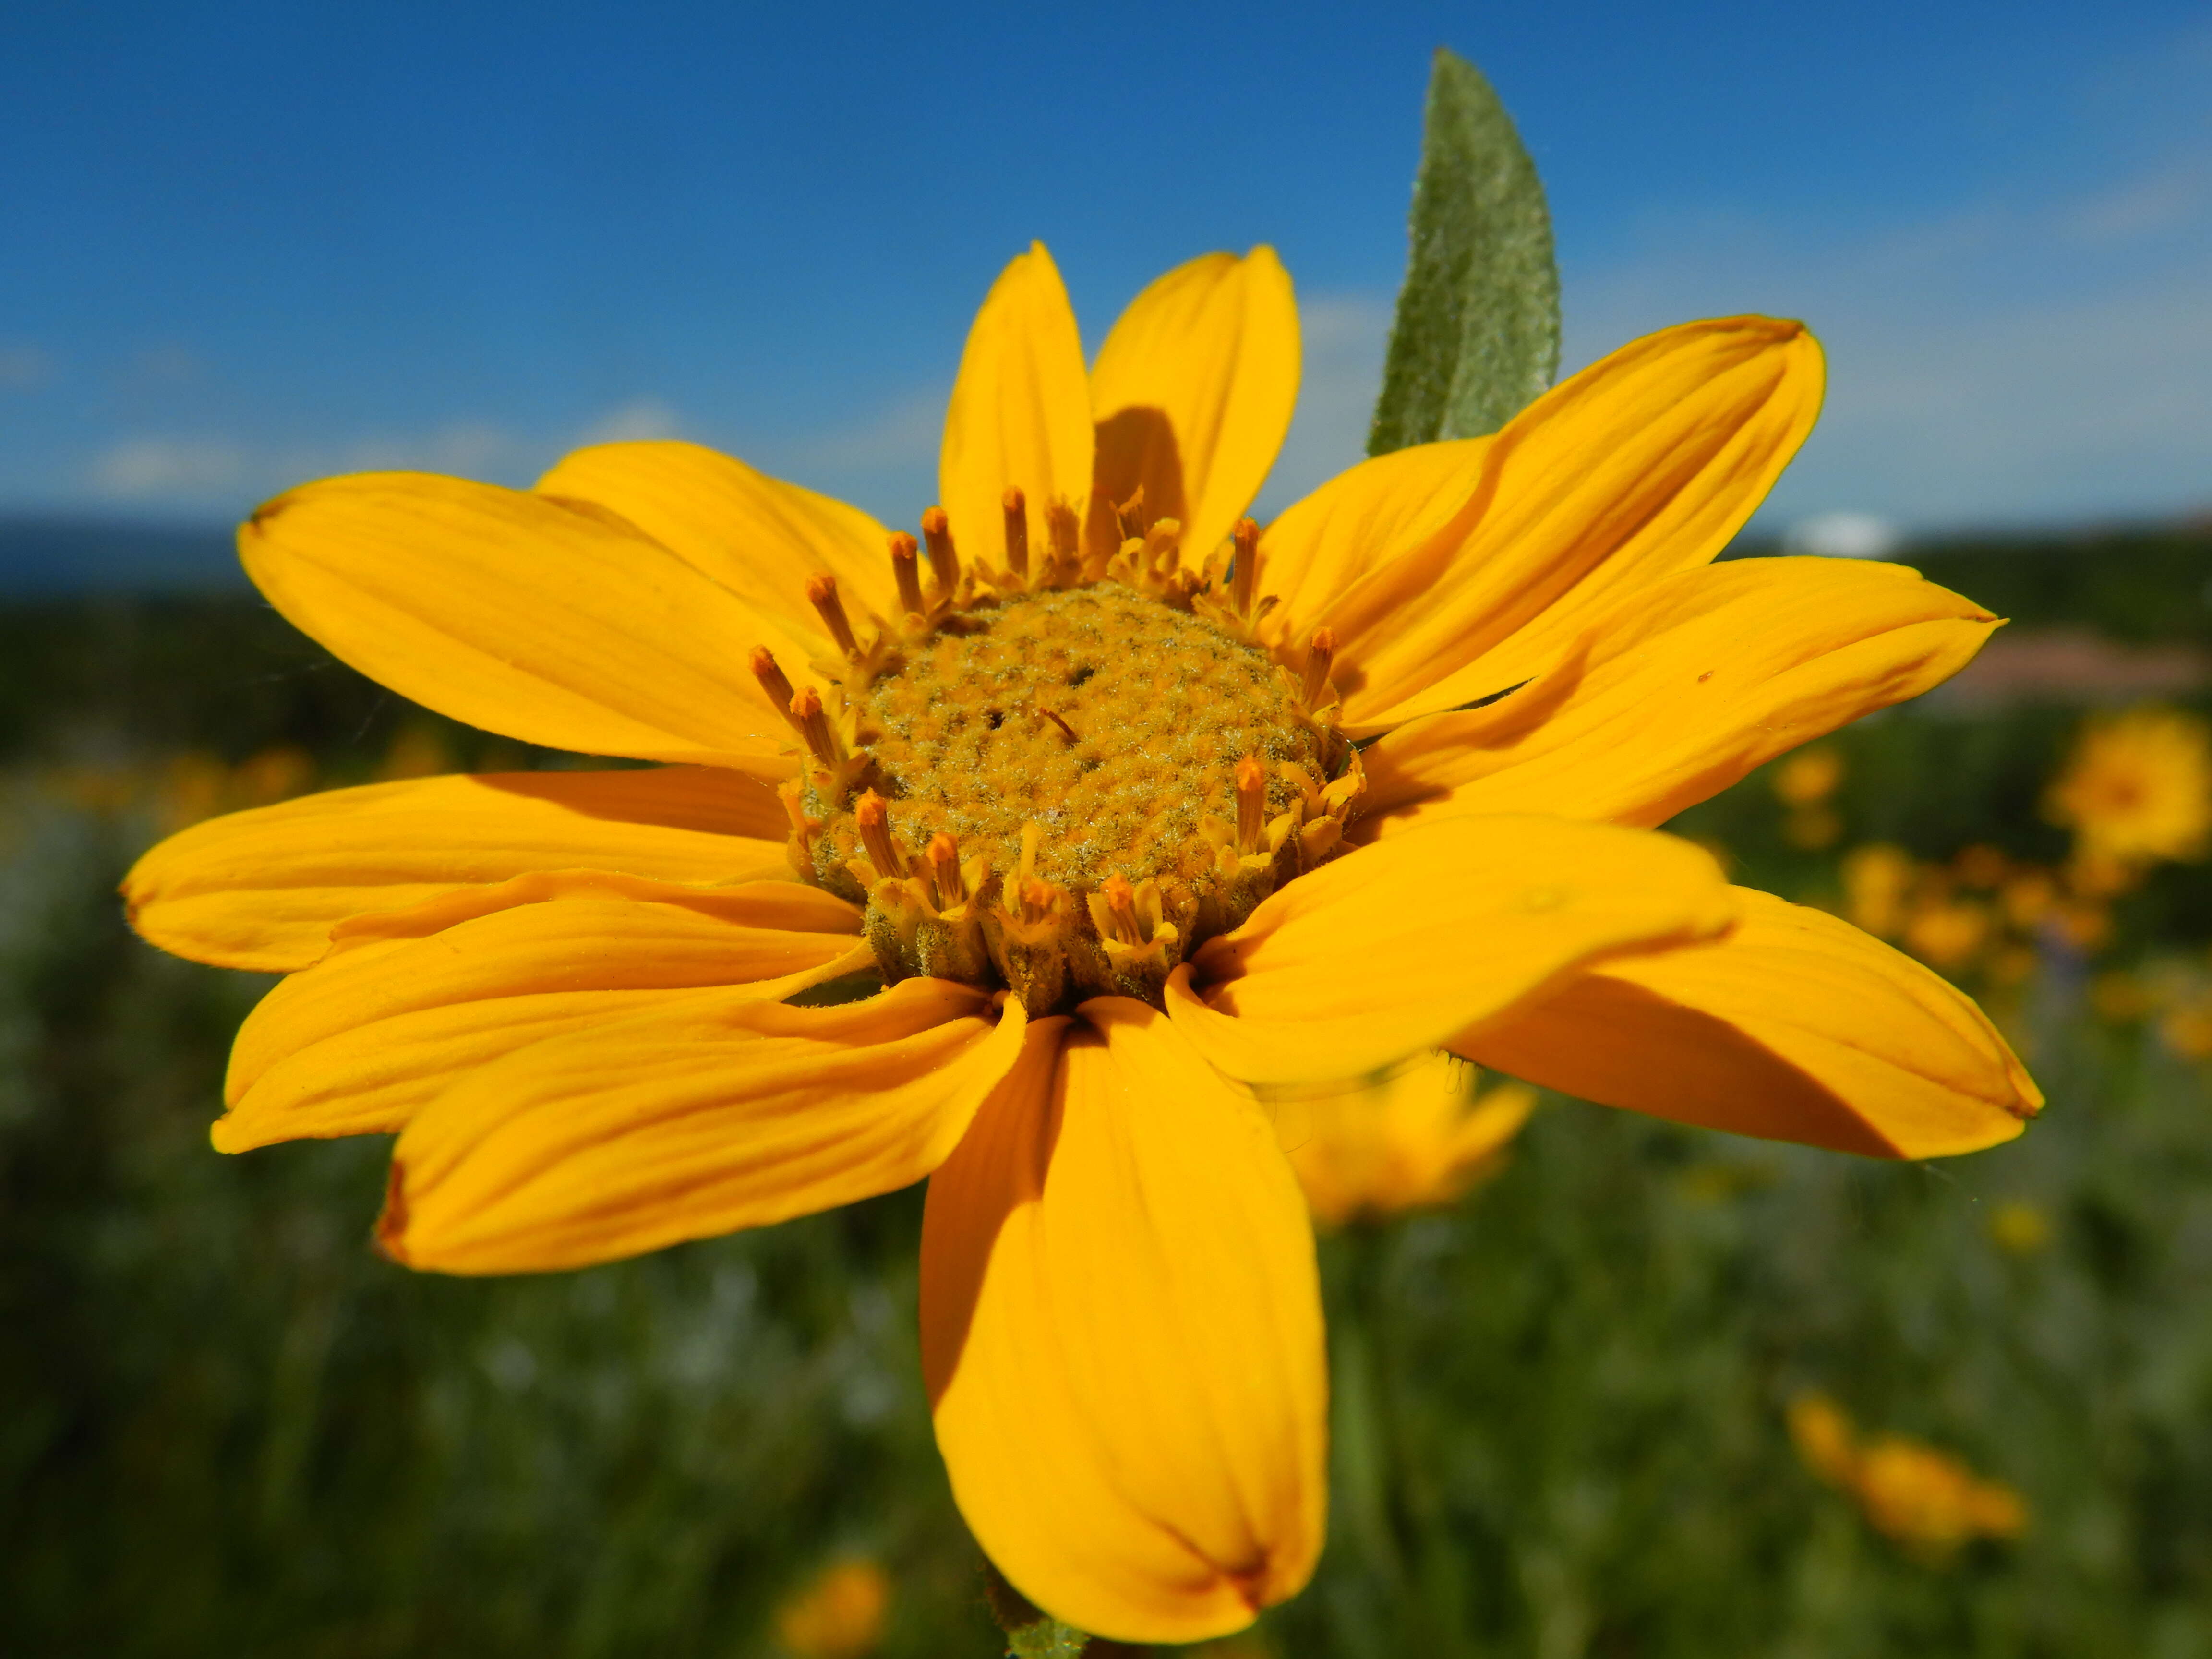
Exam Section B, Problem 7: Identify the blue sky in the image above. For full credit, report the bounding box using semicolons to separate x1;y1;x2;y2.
0;0;2206;539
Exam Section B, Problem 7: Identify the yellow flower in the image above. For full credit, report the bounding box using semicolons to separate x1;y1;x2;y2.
1786;1393;1858;1487
1840;843;1917;939
1789;1393;2026;1559
1855;1437;2028;1555
774;1557;891;1659
1772;745;1843;806
1281;1053;1535;1226
1901;895;1990;973
1987;1200;2050;1254
2162;997;2212;1060
122;242;2041;1644
2046;705;2212;871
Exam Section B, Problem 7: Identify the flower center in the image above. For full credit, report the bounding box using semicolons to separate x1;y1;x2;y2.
759;493;1365;1012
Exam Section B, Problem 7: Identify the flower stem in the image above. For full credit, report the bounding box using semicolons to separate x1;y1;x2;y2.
984;1561;1094;1657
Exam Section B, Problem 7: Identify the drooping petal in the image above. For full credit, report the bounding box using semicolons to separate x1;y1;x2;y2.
240;472;801;765
1358;557;2001;835
922;999;1325;1644
1165;815;1737;1086
380;979;1025;1274
939;242;1096;574
1265;317;1824;733
1090;248;1300;565
535;440;898;648
1459;888;2042;1158
1278;1053;1537;1228
219;885;866;1151
124;768;790;972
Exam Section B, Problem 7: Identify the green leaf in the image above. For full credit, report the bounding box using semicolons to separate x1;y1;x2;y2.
1367;48;1560;455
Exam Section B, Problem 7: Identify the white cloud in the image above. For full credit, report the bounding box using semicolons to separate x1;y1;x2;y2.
90;437;249;497
785;389;943;477
1563;152;2212;531
78;399;694;511
577;397;683;444
1785;513;1899;559
1254;293;1391;518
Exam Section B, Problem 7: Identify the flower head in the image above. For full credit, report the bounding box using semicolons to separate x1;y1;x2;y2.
1789;1392;2027;1560
774;1557;891;1659
2046;705;2212;873
125;241;2039;1643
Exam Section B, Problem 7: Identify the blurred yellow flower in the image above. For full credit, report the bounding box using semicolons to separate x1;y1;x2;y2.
1787;1393;1858;1486
1842;843;1917;939
374;723;458;781
159;745;319;833
1789;1392;2026;1559
2045;706;2212;871
2161;998;2212;1061
1855;1437;2027;1554
1902;897;1989;973
1775;747;1845;848
1999;869;2056;930
1283;1053;1535;1227
1952;843;2010;889
1987;1200;2050;1254
774;1557;891;1659
1772;745;1844;806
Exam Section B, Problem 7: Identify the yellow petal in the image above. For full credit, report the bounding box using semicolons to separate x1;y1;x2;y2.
124;768;789;972
241;471;803;764
1166;815;1738;1086
220;885;866;1151
939;242;1095;573
1254;436;1492;649
1358;557;2001;835
1459;888;2042;1158
382;979;1025;1274
535;440;898;647
1091;247;1300;565
922;999;1324;1643
1276;317;1823;732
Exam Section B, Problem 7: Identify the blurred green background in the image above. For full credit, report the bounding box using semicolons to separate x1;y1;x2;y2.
4;524;2212;1658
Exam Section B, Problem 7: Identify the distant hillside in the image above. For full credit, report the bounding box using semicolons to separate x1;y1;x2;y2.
0;517;242;593
1730;519;2212;646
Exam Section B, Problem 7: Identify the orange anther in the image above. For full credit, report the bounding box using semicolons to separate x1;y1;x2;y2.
888;531;925;617
925;830;966;906
1044;499;1081;574
1300;626;1337;709
805;572;860;657
1018;875;1058;924
1115;485;1146;540
1001;485;1029;577
854;789;907;879
1231;518;1260;615
789;686;838;766
1234;755;1267;855
1101;874;1142;945
750;647;800;729
920;505;961;596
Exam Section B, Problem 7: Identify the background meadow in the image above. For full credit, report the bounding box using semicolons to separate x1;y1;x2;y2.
5;522;2212;1657
4;3;2211;1654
